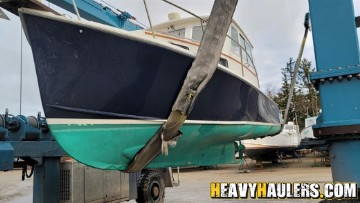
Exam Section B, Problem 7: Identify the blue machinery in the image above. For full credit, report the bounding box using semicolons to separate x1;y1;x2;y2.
0;0;143;31
0;109;66;202
0;110;138;202
46;0;143;31
0;1;143;202
309;0;360;191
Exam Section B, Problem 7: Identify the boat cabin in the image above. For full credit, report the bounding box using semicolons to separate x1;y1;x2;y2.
284;122;300;134
136;13;259;88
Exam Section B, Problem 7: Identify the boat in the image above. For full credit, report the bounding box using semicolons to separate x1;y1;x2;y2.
300;116;317;139
18;8;281;171
243;122;300;161
300;116;329;154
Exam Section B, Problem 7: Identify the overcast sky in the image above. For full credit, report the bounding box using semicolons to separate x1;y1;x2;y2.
0;0;359;116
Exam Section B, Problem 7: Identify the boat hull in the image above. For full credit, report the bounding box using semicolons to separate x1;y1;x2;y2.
19;9;281;170
245;146;298;161
48;119;281;170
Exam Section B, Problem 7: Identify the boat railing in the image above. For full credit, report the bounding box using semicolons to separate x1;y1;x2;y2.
159;0;258;78
144;0;240;48
141;0;258;80
71;0;81;21
143;0;155;39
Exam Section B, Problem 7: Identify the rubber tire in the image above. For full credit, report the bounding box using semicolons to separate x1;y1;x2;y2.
136;170;165;203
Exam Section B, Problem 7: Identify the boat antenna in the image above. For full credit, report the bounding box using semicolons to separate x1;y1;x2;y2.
143;0;155;39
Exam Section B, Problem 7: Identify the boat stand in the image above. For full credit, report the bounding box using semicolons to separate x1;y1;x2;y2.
293;151;302;163
277;152;288;168
239;158;250;170
255;161;264;170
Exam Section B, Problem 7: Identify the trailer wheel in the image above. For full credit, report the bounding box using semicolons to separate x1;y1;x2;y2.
136;170;165;203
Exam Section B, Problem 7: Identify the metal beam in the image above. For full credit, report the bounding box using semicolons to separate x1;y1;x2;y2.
309;0;360;131
33;157;60;203
10;141;66;158
0;0;60;16
47;0;142;31
308;0;360;191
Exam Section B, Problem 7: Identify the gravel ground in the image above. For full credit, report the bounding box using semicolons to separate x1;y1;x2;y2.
0;156;332;203
0;169;32;203
161;156;331;203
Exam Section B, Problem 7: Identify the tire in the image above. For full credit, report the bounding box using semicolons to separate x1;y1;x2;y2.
136;170;165;203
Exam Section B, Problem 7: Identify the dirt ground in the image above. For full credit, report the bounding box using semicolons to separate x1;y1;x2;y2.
0;156;331;203
0;169;33;203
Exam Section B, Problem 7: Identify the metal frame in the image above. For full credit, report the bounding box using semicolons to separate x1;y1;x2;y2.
308;0;360;191
0;110;66;203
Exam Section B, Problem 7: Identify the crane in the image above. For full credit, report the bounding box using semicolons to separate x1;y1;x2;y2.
0;0;143;31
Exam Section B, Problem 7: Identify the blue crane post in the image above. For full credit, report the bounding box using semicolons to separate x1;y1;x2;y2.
309;0;360;190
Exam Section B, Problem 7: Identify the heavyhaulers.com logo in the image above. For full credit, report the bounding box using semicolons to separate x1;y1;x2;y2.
210;182;358;200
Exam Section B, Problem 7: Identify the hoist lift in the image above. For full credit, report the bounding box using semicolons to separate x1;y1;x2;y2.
305;0;360;195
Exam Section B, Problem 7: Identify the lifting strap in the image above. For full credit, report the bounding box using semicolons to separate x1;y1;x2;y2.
124;0;238;173
283;13;311;126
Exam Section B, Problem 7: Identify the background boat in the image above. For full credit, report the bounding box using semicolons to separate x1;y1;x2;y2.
243;122;300;161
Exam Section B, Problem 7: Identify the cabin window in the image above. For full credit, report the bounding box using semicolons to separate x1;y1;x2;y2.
241;49;247;63
245;40;252;57
230;26;240;56
239;34;246;48
247;58;256;72
247;55;254;68
239;34;253;59
192;26;203;41
168;28;185;37
218;58;228;67
242;48;255;72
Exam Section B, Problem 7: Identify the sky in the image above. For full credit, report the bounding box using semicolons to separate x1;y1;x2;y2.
0;0;359;116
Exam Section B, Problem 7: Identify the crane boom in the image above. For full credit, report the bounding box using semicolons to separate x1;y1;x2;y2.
0;0;143;31
47;0;143;30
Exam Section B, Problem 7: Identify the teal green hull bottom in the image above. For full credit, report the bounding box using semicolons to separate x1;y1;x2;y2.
50;123;281;171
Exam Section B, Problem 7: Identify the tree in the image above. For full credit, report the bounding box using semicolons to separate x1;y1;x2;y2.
264;83;278;99
273;58;320;131
273;58;298;126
